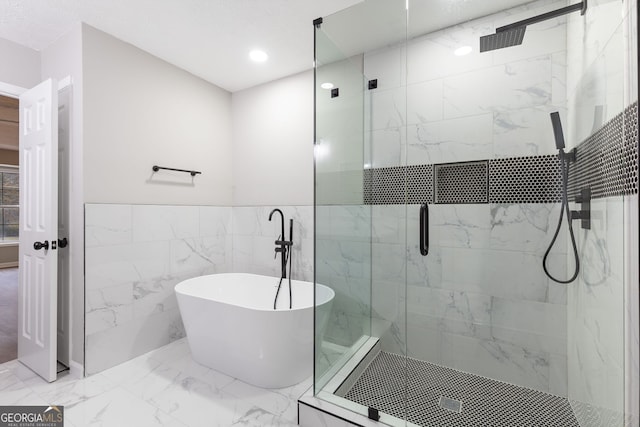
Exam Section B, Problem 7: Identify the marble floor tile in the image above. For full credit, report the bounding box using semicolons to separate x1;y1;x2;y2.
65;387;186;427
0;338;310;426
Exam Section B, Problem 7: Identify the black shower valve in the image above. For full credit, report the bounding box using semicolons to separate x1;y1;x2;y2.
571;188;591;230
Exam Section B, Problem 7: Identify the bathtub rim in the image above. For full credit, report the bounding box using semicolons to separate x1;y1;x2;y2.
174;272;335;313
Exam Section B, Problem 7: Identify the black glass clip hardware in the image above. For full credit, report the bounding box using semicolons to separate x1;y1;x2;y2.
368;407;380;421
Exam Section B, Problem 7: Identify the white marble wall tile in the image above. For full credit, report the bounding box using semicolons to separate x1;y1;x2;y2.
406;25;494;85
406;79;444;125
86;284;134;335
371;278;400;336
405;319;442;364
552;51;568;107
133;276;181;319
407;285;492;327
568;196;626;418
405;244;442;288
424;204;492;249
443;56;552;120
491;296;566;339
489;203;567;254
566;0;625;100
169;237;226;276
625;193;639;427
370;87;406;131
368;127;405;168
372;205;405;244
363;44;406;90
132;205;199;242
440;247;552;303
441;332;551;392
493;105;567;158
85;242;171;291
549;353;568;396
230;206;313;282
405;305;566;359
86;309;184;375
489;323;566;357
85;204;132;247
492;9;568;66
320;205;371;241
198;206;232;238
406;113;493;164
371;243;406;283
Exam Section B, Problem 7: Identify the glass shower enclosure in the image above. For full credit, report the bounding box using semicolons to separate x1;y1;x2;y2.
314;0;638;425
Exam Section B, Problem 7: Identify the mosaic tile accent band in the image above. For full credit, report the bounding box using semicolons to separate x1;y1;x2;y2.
568;102;639;199
363;102;638;205
490;155;562;203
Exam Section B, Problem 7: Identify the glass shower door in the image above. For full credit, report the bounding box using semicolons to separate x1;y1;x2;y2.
314;24;373;392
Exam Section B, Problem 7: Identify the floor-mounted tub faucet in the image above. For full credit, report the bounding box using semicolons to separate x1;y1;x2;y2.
268;208;293;309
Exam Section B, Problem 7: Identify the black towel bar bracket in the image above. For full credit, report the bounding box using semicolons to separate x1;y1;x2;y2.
152;165;202;177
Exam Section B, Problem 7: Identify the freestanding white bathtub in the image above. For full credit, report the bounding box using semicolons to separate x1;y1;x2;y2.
175;273;335;388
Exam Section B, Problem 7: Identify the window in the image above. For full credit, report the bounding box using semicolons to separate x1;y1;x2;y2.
0;166;19;242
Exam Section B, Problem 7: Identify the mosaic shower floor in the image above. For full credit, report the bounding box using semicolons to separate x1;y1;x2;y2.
343;351;580;427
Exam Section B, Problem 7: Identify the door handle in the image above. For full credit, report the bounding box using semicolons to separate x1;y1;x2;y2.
58;238;68;248
33;240;49;251
419;204;429;256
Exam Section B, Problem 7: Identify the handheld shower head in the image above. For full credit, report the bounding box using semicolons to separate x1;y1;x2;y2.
550;112;565;150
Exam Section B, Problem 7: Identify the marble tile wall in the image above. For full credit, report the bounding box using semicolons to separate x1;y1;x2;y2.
371;204;569;394
85;203;314;376
230;206;313;282
362;0;573;394
84;204;232;375
566;0;632;424
316;205;372;348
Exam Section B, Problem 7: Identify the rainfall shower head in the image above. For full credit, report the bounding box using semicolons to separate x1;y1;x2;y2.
479;26;526;52
480;1;586;53
550;112;565;150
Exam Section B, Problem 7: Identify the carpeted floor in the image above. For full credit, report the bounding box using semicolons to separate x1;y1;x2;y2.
0;267;18;363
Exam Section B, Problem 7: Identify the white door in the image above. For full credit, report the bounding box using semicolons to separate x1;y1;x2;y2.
18;78;58;382
56;87;70;366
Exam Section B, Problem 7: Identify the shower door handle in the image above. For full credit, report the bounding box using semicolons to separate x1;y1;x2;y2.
419;204;429;256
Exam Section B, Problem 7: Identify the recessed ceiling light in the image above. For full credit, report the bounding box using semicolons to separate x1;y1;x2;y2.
249;50;268;62
321;82;334;90
454;46;473;56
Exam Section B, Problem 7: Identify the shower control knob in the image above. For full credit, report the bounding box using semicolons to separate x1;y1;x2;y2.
33;240;49;251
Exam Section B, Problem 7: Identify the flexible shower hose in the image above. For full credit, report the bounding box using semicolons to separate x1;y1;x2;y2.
542;153;580;283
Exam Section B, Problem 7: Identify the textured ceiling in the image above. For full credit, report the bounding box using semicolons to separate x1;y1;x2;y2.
0;0;536;92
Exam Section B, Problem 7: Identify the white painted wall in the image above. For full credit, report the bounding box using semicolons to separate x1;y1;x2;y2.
0;37;40;89
231;70;314;206
40;23;85;370
82;25;233;206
